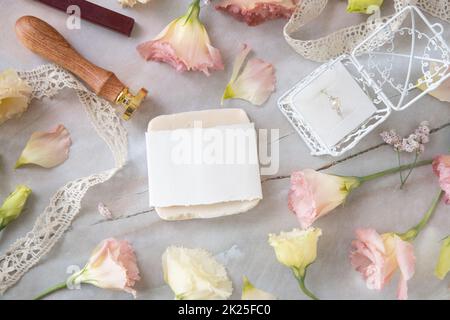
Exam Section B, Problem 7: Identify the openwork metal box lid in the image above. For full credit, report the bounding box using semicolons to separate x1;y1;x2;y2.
278;6;450;157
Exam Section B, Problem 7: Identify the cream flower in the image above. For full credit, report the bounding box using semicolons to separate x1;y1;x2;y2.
241;276;276;300
347;0;384;14
118;0;151;8
269;228;321;276
216;0;299;26
69;238;140;297
0;185;32;231
268;228;321;299
137;0;223;75
162;246;233;300
288;170;361;229
15;125;72;169
0;69;32;125
435;236;450;280
222;44;275;106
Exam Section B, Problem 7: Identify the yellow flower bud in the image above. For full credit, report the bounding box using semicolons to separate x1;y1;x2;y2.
435;236;450;280
0;185;32;230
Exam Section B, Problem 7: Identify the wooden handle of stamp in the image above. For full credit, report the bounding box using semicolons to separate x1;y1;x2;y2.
15;16;125;103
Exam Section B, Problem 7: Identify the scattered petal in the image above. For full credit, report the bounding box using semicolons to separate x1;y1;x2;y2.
15;125;72;169
222;44;275;106
216;0;299;26
98;203;114;220
0;69;32;125
241;276;276;300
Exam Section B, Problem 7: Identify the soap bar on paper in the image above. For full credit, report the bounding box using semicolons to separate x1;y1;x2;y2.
147;109;262;221
36;0;135;36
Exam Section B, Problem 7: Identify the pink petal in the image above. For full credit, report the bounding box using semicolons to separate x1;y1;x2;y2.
15;124;72;169
98;203;113;220
394;236;415;300
432;155;450;204
222;44;275;106
216;0;299;26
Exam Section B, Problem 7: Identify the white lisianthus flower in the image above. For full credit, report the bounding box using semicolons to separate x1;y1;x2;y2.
162;246;233;300
118;0;151;8
0;69;32;125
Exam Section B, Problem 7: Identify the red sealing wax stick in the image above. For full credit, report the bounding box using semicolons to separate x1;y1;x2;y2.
35;0;135;36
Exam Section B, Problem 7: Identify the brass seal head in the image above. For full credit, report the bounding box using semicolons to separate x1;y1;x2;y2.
115;87;148;120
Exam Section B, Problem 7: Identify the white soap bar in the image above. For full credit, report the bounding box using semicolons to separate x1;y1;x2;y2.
292;60;377;147
146;123;262;207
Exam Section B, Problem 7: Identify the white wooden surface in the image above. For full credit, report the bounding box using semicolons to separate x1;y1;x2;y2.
0;0;449;299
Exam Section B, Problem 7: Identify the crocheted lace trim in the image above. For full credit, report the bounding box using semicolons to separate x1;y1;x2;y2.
0;64;127;294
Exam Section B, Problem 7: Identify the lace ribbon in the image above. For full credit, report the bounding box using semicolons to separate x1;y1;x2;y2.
284;0;450;62
0;64;127;294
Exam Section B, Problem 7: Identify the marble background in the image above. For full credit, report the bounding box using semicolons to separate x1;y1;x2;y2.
0;0;449;299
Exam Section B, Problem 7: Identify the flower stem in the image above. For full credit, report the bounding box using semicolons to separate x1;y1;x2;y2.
33;282;67;300
400;152;419;189
358;159;432;183
185;0;201;22
397;151;404;185
292;268;319;300
399;190;444;242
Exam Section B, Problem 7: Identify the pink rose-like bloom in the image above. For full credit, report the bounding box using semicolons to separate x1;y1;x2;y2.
288;169;360;229
70;238;140;297
350;229;415;300
216;0;299;26
432;155;450;204
137;0;223;76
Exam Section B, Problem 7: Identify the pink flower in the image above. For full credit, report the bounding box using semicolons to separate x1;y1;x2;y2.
216;0;299;26
222;44;275;106
432;155;450;204
288;170;361;229
350;229;415;300
137;0;223;76
69;238;140;297
15;124;72;169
